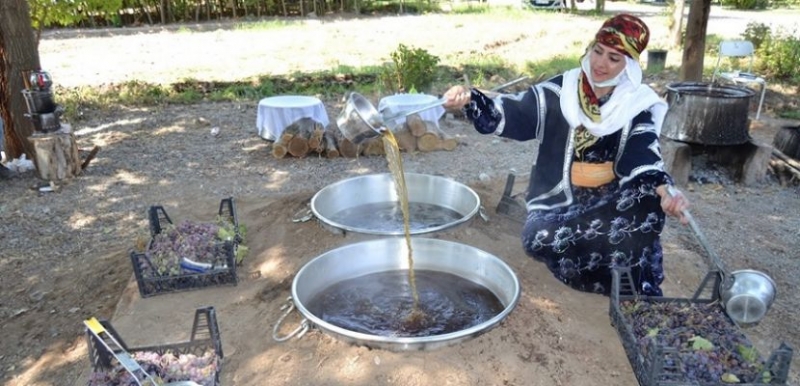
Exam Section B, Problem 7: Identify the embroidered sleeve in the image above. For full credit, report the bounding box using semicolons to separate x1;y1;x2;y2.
462;87;544;141
463;89;502;134
617;110;672;188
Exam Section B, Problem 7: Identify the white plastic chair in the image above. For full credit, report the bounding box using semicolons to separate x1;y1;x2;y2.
711;40;767;120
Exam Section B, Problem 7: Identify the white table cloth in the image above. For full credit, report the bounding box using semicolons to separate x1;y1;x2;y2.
378;94;445;129
256;95;329;141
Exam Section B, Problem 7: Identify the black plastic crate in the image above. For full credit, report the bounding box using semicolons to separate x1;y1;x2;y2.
610;268;793;386
130;197;241;298
86;306;223;386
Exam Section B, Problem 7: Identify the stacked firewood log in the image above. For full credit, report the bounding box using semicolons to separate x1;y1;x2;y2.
270;114;458;159
768;125;800;186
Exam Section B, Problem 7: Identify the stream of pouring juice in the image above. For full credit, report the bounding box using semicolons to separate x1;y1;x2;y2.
380;129;423;322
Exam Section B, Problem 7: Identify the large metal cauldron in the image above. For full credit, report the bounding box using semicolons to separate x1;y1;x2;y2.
311;173;480;236
288;238;520;351
661;82;755;145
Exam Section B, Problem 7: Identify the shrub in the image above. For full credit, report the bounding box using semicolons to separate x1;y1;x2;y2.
741;21;771;50
721;0;769;10
745;26;800;82
380;44;441;93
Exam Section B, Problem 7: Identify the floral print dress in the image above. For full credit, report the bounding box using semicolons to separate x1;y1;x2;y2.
464;84;671;296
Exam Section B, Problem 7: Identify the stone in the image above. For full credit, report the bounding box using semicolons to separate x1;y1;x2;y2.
742;140;773;186
660;138;692;186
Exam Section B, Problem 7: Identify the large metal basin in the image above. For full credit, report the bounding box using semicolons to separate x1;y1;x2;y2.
310;173;480;236
292;237;520;351
661;82;755;145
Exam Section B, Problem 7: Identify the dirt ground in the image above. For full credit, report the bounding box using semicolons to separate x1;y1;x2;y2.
1;4;799;386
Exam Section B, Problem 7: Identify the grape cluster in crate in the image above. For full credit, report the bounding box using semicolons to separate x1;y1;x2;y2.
87;350;218;386
130;197;247;297
621;299;771;384
85;307;223;386
610;268;793;386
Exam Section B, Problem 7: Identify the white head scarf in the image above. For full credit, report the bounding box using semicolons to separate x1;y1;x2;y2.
561;53;667;137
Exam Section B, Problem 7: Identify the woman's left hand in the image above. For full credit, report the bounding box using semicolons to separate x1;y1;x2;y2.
656;185;690;225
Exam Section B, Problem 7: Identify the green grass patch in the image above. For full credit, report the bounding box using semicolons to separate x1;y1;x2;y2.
525;54;581;80
234;19;298;31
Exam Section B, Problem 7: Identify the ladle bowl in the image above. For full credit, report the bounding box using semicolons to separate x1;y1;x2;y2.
667;186;777;325
721;269;777;325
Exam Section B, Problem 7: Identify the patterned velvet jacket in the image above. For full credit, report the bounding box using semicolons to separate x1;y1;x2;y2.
464;75;671;212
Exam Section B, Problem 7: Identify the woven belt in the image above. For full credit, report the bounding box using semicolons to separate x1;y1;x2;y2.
571;161;615;188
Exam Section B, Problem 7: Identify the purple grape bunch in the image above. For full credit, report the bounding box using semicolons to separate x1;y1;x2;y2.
143;220;226;277
86;350;218;386
620;300;771;384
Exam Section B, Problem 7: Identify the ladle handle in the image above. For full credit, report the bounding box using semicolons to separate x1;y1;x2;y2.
666;186;730;277
382;77;530;123
382;98;448;122
489;76;529;92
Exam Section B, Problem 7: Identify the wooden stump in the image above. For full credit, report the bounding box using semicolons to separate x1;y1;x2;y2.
417;122;457;152
321;131;340;158
30;131;82;181
406;114;427;137
772;125;800;160
394;125;417;153
362;137;385;156
332;128;361;158
287;118;317;158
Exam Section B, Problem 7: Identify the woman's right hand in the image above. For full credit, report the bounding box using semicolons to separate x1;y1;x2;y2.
442;85;471;111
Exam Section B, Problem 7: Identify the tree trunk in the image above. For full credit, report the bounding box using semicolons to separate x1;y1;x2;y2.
680;0;712;81
594;0;605;13
0;0;42;160
669;0;686;49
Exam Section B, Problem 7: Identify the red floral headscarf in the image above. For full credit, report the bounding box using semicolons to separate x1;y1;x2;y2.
578;14;650;123
594;13;650;61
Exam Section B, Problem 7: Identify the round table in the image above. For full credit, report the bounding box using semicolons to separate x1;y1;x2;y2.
378;94;445;129
256;95;329;141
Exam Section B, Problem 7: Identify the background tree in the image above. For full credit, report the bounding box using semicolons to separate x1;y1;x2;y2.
680;0;712;81
1;0;41;159
668;0;686;49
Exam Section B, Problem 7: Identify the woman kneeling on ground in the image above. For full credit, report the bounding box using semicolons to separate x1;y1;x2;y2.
443;13;690;296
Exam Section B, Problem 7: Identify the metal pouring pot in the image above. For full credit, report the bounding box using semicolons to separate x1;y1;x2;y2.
667;186;776;325
336;92;388;144
337;76;530;144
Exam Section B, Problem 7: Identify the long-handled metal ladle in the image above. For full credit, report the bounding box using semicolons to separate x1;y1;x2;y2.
667;186;776;325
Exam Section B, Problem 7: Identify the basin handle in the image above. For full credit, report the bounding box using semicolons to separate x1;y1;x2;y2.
479;205;490;222
292;206;314;223
273;296;310;342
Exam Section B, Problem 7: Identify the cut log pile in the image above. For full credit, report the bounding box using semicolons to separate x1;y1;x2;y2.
270;114;459;159
768;125;800;186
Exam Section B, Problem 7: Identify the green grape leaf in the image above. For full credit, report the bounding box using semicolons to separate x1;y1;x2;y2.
235;245;249;265
217;227;234;241
721;373;740;383
237;223;248;243
737;344;759;363
646;328;660;337
688;336;714;351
